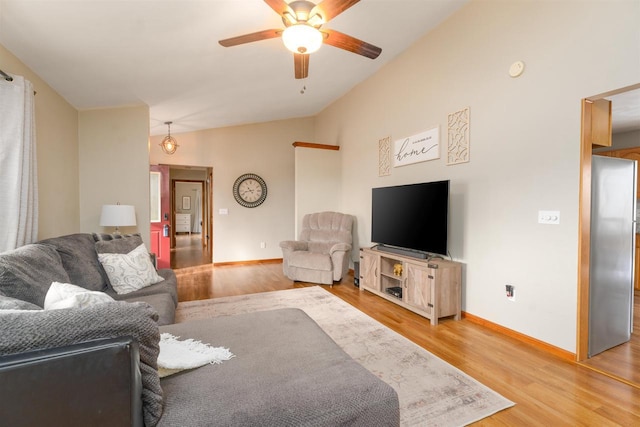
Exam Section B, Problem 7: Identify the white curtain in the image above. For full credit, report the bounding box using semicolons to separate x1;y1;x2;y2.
0;75;38;252
192;188;202;233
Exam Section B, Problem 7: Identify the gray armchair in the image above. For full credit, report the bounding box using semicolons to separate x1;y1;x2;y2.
280;212;353;285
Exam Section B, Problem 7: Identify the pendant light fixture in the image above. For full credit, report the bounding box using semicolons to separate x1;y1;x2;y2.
160;121;179;155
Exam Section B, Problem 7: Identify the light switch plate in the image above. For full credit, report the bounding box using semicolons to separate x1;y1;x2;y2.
538;210;560;225
219;208;228;215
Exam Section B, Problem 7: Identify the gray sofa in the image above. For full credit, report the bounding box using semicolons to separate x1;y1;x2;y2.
0;233;400;426
0;233;178;325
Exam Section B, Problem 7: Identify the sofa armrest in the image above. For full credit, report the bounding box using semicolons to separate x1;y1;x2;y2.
0;302;163;427
0;337;143;427
279;241;308;252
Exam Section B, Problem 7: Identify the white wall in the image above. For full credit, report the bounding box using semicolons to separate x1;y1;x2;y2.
150;117;315;263
0;43;79;239
175;181;202;231
315;0;640;352
79;106;151;246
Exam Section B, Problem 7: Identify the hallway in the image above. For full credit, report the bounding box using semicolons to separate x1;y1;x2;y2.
170;234;210;270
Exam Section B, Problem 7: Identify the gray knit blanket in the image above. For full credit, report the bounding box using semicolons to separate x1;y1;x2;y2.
0;301;163;426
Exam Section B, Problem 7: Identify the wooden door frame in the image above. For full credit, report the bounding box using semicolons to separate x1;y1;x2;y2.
171;176;213;264
206;169;213;261
576;98;593;361
576;83;640;361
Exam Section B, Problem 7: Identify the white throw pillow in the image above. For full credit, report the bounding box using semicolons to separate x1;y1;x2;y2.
98;243;164;295
44;281;115;310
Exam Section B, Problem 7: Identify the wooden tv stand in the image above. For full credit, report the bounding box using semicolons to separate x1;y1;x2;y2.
359;247;462;325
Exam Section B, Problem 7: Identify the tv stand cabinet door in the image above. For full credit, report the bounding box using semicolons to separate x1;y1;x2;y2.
404;263;433;317
359;249;379;291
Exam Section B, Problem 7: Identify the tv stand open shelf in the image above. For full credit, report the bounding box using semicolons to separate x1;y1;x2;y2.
359;247;462;325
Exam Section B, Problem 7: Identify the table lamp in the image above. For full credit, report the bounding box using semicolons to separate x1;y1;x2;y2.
100;203;136;234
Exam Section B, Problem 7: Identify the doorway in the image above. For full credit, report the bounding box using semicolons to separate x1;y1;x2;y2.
577;83;640;387
156;165;213;269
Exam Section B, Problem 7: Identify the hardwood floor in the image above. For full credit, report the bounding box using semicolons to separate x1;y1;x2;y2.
578;290;640;387
174;263;640;425
170;234;211;270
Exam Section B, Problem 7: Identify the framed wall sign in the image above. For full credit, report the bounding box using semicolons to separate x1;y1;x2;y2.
182;196;191;210
394;127;439;167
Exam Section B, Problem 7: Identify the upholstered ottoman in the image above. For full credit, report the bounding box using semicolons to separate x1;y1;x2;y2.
158;308;400;426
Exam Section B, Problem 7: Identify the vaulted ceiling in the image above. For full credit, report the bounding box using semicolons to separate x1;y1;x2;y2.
0;0;468;135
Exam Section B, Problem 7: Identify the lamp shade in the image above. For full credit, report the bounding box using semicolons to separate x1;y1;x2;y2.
282;24;323;54
100;204;137;227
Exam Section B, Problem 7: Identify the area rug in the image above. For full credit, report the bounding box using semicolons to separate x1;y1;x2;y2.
175;286;514;426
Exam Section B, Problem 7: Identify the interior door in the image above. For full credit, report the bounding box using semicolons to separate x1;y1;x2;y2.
150;165;170;269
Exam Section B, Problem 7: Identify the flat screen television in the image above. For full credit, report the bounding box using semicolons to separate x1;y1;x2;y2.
371;180;449;257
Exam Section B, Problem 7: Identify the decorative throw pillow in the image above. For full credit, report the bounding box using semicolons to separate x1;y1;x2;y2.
98;244;164;295
44;281;115;310
0;243;71;306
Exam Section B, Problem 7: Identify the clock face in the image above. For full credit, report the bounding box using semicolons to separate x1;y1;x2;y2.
233;174;267;208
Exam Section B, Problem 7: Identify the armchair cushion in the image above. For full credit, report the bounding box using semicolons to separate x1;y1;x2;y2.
288;252;332;271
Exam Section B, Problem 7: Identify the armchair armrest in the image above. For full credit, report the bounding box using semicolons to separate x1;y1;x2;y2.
329;243;352;255
279;241;309;251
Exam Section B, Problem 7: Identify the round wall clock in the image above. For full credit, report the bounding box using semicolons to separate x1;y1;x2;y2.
233;173;267;208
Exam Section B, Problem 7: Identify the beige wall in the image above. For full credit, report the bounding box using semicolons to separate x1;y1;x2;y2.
315;0;640;352
0;43;79;239
294;146;341;237
79;106;151;246
150;117;315;263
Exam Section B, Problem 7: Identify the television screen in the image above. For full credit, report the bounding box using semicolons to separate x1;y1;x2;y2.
371;180;449;256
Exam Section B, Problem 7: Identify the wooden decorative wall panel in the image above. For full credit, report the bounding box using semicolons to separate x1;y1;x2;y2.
447;107;470;165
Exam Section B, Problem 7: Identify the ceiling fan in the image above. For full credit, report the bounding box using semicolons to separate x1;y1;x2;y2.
218;0;382;79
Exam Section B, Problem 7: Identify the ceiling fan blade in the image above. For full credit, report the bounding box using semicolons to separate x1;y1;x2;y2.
294;53;310;79
264;0;294;18
311;0;360;23
218;29;282;47
322;29;381;59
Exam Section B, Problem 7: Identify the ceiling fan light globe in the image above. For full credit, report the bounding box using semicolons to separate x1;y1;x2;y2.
282;24;322;54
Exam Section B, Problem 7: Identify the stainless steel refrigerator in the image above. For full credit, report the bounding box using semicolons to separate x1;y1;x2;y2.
589;155;636;357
